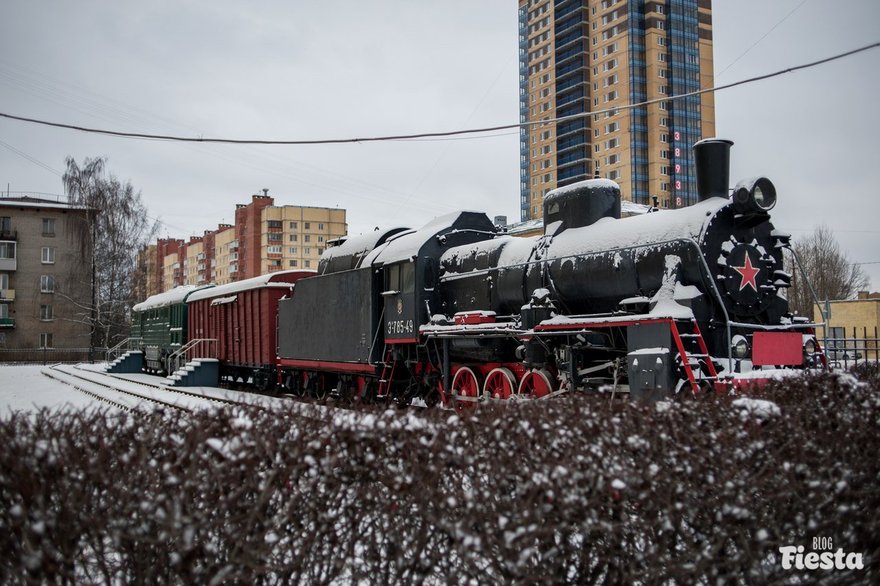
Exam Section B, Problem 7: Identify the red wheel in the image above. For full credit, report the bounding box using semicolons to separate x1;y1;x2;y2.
517;369;555;399
483;367;517;400
451;367;481;410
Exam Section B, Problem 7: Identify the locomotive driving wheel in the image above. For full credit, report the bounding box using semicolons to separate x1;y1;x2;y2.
483;368;517;400
516;368;555;399
451;367;482;410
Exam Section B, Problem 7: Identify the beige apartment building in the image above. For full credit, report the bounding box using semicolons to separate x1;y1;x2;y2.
262;206;347;273
519;0;715;220
0;196;93;352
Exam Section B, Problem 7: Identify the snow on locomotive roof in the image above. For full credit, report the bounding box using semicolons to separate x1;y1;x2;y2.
549;196;729;257
186;270;314;303
546;178;620;197
364;211;493;266
132;284;213;312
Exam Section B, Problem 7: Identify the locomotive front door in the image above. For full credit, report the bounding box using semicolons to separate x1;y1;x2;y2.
382;260;418;344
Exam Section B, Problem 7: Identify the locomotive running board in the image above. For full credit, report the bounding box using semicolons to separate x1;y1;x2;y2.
533;315;716;398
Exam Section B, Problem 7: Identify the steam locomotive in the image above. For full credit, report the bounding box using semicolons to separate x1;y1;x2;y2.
275;139;822;404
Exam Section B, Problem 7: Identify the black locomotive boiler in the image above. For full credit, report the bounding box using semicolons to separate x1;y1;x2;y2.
275;139;821;405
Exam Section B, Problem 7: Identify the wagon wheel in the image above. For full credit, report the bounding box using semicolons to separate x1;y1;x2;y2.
483;367;517;400
516;368;555;399
451;367;482;411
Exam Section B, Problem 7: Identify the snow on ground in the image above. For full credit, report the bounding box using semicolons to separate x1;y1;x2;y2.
0;364;101;414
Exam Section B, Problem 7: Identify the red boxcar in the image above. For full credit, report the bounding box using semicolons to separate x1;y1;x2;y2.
187;270;314;388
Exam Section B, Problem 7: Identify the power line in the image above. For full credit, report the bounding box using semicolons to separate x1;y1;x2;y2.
715;0;810;79
0;139;63;176
0;42;878;146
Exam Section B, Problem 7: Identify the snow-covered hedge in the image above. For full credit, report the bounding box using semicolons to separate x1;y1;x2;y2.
1;371;878;583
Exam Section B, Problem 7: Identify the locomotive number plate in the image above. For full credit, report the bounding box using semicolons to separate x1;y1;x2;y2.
387;319;415;335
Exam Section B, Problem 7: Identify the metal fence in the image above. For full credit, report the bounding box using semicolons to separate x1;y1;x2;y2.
0;348;108;365
820;327;880;369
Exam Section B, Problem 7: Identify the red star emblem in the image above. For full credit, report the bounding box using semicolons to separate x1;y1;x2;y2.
732;253;760;292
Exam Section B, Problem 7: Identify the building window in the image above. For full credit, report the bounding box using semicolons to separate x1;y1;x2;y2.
289;222;297;230
317;247;324;255
661;182;670;191
289;260;298;267
660;133;669;143
660;117;668;127
0;304;7;319
0;273;7;290
41;275;55;293
41;247;55;264
608;170;620;180
605;122;619;133
304;260;311;268
40;333;53;348
0;242;15;260
318;223;324;230
661;166;671;175
289;234;298;242
40;304;53;321
304;222;310;230
304;247;311;255
0;217;10;233
267;245;282;254
658;37;667;46
304;235;311;243
289;247;298;254
42;218;56;237
658;53;667;62
267;220;282;229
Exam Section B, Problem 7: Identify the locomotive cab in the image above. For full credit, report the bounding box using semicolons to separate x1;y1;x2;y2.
364;211;498;344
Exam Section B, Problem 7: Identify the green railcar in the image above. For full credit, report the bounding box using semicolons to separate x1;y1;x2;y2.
132;285;214;373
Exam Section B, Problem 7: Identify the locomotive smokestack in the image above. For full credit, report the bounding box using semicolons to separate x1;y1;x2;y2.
693;138;733;202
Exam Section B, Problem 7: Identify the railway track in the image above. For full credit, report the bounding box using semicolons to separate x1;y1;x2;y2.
40;364;441;436
42;364;256;413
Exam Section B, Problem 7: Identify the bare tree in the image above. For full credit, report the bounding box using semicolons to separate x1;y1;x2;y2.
63;157;159;350
788;225;869;318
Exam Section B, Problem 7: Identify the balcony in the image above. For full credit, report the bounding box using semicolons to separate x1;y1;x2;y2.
0;289;14;301
0;229;16;241
0;317;14;328
0;240;16;271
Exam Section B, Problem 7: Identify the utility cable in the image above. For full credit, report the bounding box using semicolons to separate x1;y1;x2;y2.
0;42;877;145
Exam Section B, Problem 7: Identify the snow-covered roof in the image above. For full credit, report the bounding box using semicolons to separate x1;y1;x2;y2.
548;196;729;258
133;285;213;312
363;211;491;266
0;198;94;211
187;270;314;303
319;227;409;273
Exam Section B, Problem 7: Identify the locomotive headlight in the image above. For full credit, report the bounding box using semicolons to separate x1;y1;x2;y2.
732;177;777;214
731;335;750;359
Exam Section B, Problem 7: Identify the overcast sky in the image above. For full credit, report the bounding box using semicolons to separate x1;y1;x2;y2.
1;0;878;287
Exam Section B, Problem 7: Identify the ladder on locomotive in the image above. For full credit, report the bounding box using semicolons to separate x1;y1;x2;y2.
377;345;396;400
670;319;719;396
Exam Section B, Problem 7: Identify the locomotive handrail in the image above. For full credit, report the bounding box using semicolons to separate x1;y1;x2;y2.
437;236;736;376
786;247;829;323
